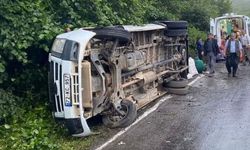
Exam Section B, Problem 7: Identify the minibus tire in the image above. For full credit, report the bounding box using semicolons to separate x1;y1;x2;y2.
164;78;188;88
180;70;188;79
93;27;131;43
167;86;189;95
161;21;188;29
165;29;188;37
102;100;137;128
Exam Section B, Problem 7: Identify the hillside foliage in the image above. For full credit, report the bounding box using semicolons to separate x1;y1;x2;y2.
232;0;250;17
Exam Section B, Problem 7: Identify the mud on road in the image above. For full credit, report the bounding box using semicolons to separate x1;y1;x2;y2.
91;62;250;150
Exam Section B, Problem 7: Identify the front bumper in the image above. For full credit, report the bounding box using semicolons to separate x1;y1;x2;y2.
48;54;91;136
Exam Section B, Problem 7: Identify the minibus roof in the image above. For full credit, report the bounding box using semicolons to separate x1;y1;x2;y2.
215;14;249;21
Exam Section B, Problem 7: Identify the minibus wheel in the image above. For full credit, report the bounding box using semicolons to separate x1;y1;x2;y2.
167;86;189;95
161;21;188;29
165;29;188;37
93;27;132;43
102;100;137;128
163;78;188;88
180;70;188;79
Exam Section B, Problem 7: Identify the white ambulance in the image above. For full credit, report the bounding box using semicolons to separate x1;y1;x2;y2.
210;13;250;56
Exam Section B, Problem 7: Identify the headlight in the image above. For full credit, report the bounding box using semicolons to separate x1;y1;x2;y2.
64;74;72;106
52;38;66;53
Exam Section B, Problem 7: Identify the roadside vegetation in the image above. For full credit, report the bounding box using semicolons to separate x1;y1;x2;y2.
0;0;231;149
232;0;250;17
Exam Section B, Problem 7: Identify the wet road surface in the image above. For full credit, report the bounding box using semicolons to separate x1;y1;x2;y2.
98;63;250;150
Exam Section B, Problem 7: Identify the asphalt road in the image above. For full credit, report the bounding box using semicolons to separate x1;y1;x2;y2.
99;63;250;150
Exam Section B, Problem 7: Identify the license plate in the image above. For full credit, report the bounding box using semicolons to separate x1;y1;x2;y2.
64;74;72;106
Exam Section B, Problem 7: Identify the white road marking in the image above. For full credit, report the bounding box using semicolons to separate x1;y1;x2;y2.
95;75;204;150
188;75;204;86
95;95;172;150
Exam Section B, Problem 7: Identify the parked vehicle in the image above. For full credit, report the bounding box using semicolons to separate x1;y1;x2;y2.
48;21;189;137
210;13;250;61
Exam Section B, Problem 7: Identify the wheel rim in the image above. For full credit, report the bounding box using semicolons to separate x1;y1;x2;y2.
108;103;129;122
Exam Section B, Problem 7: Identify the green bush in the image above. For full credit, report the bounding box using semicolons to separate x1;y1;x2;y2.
0;90;94;150
0;119;59;150
0;90;62;150
188;26;207;58
0;90;22;123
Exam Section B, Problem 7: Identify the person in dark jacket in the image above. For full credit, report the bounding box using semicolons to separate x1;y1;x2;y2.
196;38;203;60
202;33;219;74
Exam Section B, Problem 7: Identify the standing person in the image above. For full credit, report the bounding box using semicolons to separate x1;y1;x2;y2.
220;25;227;37
225;33;243;77
220;35;226;56
196;38;203;60
233;24;241;33
236;31;241;40
240;31;250;65
202;33;219;74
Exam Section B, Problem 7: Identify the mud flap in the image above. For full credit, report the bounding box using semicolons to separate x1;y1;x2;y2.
72;117;92;137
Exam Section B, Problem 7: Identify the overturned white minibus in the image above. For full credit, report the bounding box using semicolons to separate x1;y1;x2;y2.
48;21;189;137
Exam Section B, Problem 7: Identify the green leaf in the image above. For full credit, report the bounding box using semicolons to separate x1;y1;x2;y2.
0;63;5;73
38;34;44;39
10;136;15;140
4;124;10;129
34;129;39;134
